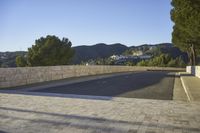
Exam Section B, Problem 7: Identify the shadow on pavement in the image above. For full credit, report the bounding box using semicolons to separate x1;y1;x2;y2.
0;71;175;100
0;91;113;101
0;130;7;133
0;106;199;132
32;71;175;100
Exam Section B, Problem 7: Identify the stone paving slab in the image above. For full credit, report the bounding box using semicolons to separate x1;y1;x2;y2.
0;93;200;133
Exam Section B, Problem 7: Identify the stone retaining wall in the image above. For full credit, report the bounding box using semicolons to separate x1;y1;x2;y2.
186;66;200;78
0;65;185;88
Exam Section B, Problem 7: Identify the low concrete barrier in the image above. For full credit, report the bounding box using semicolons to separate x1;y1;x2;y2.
186;66;200;78
0;65;185;88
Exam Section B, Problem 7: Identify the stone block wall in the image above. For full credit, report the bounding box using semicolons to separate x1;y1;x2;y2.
0;65;185;88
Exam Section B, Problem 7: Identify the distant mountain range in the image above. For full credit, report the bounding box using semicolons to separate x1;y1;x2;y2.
72;43;188;64
72;43;128;64
0;43;188;67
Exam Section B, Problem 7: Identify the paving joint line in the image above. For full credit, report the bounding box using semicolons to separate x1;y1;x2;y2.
179;72;192;102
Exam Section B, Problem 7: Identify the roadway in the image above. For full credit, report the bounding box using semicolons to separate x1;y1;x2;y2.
26;71;175;100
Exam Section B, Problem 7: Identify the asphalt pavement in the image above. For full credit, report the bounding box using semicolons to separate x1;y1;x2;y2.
31;71;175;100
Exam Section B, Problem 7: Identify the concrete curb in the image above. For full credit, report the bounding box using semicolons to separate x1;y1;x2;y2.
179;72;193;102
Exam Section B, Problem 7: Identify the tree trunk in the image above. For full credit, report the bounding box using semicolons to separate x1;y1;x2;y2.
187;51;192;65
190;44;196;66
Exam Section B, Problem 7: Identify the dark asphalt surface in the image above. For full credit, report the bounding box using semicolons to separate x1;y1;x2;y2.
32;71;175;100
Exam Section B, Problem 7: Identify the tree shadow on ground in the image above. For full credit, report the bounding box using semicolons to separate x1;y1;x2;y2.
0;106;199;133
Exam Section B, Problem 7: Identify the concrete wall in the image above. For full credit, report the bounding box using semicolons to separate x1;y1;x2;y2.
0;65;185;88
186;66;200;78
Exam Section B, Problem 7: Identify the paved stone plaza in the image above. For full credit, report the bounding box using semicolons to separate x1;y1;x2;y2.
0;93;200;133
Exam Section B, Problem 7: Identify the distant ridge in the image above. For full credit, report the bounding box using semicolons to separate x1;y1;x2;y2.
72;43;188;64
0;43;188;67
72;43;128;64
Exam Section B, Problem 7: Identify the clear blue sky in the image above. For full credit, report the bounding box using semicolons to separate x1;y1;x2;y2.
0;0;173;51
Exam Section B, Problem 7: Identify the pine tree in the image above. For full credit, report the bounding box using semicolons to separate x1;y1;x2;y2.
171;0;200;65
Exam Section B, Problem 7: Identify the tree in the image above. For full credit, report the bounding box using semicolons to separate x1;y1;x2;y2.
125;61;135;66
137;60;148;66
136;54;186;67
16;55;27;67
27;35;75;66
171;0;200;65
175;56;186;67
167;59;176;67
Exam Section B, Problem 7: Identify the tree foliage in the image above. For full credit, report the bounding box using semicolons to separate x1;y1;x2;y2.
27;35;74;66
171;0;200;65
137;54;186;68
16;55;27;67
